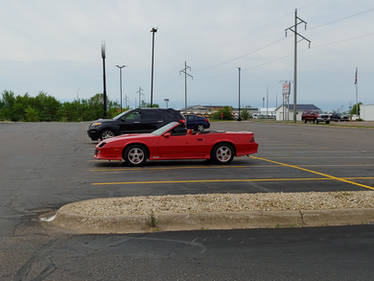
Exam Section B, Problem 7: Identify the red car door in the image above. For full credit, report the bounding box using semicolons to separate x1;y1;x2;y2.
156;132;207;159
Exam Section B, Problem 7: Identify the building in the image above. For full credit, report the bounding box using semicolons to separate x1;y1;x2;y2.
361;104;374;121
275;104;321;121
183;105;229;115
184;105;258;117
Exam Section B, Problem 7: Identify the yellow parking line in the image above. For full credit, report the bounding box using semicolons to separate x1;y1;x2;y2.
251;156;374;191
89;164;280;172
91;176;374;186
89;163;374;172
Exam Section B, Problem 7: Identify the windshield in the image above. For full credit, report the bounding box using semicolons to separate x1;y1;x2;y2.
152;122;179;136
113;109;132;120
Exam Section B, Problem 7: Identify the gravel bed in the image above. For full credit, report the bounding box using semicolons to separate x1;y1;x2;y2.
62;191;374;217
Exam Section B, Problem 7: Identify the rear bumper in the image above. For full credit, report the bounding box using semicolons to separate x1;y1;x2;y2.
236;143;259;157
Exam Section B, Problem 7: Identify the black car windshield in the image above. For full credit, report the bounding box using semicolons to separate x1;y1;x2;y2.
113;109;132;120
152;122;179;136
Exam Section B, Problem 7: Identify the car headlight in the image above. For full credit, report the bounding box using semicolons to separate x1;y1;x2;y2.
91;122;102;127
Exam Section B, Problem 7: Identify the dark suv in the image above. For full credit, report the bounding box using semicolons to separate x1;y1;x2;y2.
87;108;185;140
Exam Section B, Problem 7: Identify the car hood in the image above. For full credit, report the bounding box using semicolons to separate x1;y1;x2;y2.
91;119;113;123
104;133;155;143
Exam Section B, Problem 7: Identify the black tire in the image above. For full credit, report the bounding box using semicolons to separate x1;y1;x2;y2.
211;143;234;164
313;119;316;124
123;144;147;166
316;120;319;124
100;129;116;140
326;121;330;124
304;119;307;123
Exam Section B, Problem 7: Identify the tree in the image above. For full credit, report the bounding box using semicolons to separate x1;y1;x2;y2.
212;106;234;120
350;102;362;115
146;103;159;108
241;109;249;120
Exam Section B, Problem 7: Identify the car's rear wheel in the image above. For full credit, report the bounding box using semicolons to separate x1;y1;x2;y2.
211;143;234;164
123;145;147;166
100;129;115;140
197;124;204;132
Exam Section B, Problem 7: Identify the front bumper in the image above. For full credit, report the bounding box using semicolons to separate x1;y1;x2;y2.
87;129;100;140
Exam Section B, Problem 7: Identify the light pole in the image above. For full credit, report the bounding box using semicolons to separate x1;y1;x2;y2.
164;98;169;108
237;67;241;121
115;64;126;110
150;27;158;107
101;42;107;118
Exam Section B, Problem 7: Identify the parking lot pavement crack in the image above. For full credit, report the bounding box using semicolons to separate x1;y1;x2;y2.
299;210;305;227
251;156;374;191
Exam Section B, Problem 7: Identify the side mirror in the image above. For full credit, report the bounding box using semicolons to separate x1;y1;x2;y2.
187;129;193;135
163;132;171;138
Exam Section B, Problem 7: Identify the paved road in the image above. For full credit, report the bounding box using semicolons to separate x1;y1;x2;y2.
1;121;374;280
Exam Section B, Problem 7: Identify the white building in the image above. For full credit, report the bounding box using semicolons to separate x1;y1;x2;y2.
253;107;276;119
361;104;374;121
275;104;320;121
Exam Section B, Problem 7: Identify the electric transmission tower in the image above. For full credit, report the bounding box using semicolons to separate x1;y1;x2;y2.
179;61;193;110
136;87;144;108
285;8;311;122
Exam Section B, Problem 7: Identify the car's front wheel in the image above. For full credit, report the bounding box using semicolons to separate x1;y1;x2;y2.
123;144;147;166
100;129;115;140
211;143;234;164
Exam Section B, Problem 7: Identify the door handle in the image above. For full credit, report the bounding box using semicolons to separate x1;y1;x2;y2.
133;121;140;124
197;138;204;141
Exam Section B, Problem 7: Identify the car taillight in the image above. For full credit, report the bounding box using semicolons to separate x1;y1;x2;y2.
179;119;186;124
204;118;209;122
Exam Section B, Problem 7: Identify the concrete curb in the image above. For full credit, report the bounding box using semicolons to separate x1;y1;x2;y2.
48;206;374;234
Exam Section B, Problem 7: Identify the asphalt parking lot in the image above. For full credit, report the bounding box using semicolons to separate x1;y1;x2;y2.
1;121;374;281
88;121;374;195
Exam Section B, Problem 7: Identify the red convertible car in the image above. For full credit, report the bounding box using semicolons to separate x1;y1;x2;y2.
95;122;258;166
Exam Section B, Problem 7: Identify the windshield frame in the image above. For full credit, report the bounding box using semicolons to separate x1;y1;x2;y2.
152;122;179;136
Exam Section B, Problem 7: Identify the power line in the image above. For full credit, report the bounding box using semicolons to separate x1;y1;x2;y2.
310;7;374;31
196;38;284;72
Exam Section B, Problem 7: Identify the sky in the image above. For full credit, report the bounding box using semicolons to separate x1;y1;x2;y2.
0;0;373;112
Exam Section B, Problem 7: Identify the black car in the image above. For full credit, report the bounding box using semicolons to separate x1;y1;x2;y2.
185;114;210;131
87;108;185;140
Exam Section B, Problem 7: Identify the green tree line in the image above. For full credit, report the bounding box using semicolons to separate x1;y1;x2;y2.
0;91;125;122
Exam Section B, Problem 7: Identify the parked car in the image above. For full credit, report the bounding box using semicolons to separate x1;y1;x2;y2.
185;114;210;131
329;113;341;122
87;108;185;141
340;114;350;121
95;121;258;166
316;113;330;124
302;111;319;123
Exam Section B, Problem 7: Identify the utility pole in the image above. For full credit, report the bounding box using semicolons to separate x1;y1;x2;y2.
285;9;311;122
354;67;359;118
124;96;129;109
136;87;144;108
115;64;126;110
266;87;269;119
179;61;193;110
237;67;241;121
150;27;158;107
101;42;107;118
